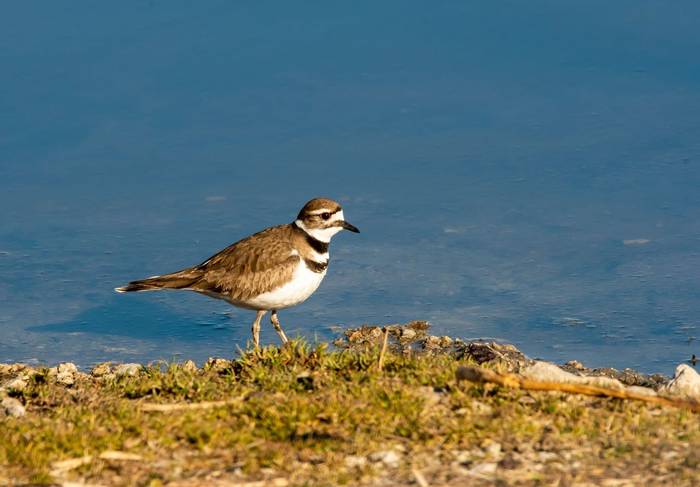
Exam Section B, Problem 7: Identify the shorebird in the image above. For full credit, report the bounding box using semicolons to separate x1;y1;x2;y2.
115;198;359;348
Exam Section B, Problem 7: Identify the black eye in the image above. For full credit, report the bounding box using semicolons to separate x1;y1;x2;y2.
321;212;331;220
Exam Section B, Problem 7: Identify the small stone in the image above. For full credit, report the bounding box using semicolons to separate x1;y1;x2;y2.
468;462;497;477
518;395;537;405
57;362;78;375
204;358;231;373
439;336;453;347
3;376;28;392
417;386;441;407
181;360;197;373
662;364;700;399
91;362;112;377
471;401;493;415
56;372;74;386
114;363;142;377
483;441;502;458
401;328;417;340
0;363;27;375
537;451;558;462
454;450;472;464
344;455;367;468
368;450;401;468
498;454;521;470
56;363;78;386
368;327;383;339
296;371;315;390
661;450;679;461
565;360;585;370
2;397;26;417
523;361;626;390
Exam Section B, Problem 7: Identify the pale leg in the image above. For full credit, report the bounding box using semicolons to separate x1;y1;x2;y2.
270;310;289;344
252;310;267;349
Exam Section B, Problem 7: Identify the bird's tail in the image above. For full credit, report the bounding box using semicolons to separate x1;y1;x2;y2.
115;269;203;293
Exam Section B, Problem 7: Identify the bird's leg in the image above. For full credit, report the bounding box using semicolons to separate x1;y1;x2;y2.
270;310;289;344
252;310;266;349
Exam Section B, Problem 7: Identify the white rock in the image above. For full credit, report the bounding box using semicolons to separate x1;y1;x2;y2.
182;360;197;373
471;401;493;415
483;441;502;458
91;362;113;377
58;362;78;375
3;376;28;392
662;364;700;399
344;455;367;468
468;462;497;477
537;451;559;462
369;450;401;468
2;397;26;417
522;361;624;390
114;363;142;377
627;385;658;398
401;328;417;340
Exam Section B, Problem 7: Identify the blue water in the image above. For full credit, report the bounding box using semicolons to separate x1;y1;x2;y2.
2;2;700;373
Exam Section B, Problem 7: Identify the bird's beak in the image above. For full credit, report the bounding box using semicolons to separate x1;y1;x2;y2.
341;221;360;233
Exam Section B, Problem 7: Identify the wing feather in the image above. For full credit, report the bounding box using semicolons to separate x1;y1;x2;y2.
190;224;300;301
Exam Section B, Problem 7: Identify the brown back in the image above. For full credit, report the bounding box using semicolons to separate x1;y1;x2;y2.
189;224;305;301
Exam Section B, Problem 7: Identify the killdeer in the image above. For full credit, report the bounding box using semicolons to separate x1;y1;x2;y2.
115;198;359;348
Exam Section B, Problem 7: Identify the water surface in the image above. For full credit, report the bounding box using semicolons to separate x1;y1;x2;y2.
2;1;700;373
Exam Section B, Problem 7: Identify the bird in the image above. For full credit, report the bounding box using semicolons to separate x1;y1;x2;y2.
115;197;360;348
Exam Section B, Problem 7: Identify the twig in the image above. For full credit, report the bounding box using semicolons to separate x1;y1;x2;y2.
456;365;700;413
377;327;389;371
412;468;430;487
140;399;241;412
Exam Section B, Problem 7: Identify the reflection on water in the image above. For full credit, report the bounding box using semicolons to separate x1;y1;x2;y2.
2;1;700;373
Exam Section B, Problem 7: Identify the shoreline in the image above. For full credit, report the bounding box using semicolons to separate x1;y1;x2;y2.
2;322;700;486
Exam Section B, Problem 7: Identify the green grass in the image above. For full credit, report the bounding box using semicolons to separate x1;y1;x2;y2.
2;340;700;486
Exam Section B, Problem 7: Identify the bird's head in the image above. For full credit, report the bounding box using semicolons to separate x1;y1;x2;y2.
294;197;360;242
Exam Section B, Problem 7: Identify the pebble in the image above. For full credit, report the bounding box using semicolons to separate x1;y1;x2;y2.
3;376;28;392
417;386;442;407
565;360;585;370
181;360;198;373
523;361;625;390
369;450;401;468
471;400;494;415
537;451;559;462
344;455;367;468
662;364;700;399
205;357;231;372
468;462;497;477
56;362;78;386
483;441;502;458
518;395;537;405
91;362;112;377
401;328;417;340
2;396;26;417
114;363;142;377
0;363;28;375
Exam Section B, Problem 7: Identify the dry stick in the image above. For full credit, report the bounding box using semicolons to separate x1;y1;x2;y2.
456;365;700;413
377;327;390;371
140;399;241;412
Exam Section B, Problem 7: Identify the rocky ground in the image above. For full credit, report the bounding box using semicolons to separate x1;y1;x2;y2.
2;322;700;486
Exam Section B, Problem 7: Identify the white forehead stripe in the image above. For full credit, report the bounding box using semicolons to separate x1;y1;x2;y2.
330;210;344;222
307;207;342;215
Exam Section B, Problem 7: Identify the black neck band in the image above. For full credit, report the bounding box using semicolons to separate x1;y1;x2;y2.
294;221;329;253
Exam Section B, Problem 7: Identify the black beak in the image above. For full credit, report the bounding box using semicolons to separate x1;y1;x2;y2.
341;221;360;233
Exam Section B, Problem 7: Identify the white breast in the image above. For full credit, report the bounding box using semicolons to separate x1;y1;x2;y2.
238;260;326;310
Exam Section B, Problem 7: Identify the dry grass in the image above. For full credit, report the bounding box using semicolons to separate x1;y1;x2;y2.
1;340;700;486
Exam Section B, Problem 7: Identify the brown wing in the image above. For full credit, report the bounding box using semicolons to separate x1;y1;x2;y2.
189;224;300;301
